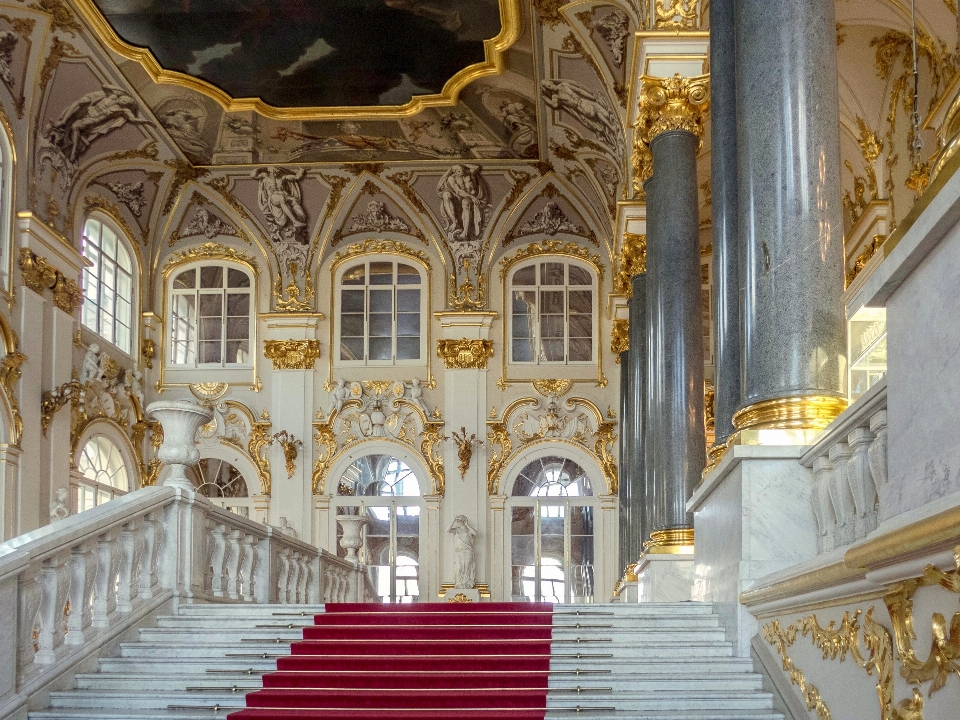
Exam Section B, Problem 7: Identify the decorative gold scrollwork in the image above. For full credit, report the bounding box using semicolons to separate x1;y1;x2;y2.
19;248;84;315
248;413;273;495
614;233;646;296
40;380;84;436
0;346;26;446
498;239;604;282
263;340;321;370
448;274;486;312
437;339;494;370
269;430;303;478
485;421;512;495
132;420;163;487
311;421;338;494
450;427;479;481
420;421;446;496
611;319;629;359
594;421;618;494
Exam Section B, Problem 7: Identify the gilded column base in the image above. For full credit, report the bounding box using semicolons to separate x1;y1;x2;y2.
701;442;729;479
643;528;695;555
732;395;847;440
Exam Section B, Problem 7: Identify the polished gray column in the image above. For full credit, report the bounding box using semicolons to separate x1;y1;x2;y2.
618;345;633;571
735;0;847;425
648;130;706;534
626;273;647;561
644;175;661;544
709;0;740;450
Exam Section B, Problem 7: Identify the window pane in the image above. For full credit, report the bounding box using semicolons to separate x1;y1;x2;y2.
340;337;363;361
226;340;249;364
568;265;592;286
397;289;419;313
117;243;132;273
540;290;564;315
396;337;419;360
342;265;365;285
200;266;224;288
541;339;564;362
341;314;364;337
513;266;535;286
200;341;222;364
397;313;420;336
200;317;223;341
227;268;250;288
226;317;249;340
116;325;130;353
117;272;132;303
116;297;131;327
512;339;533;362
369;262;393;284
369;337;391;360
102;262;116;291
174;269;196;289
370;289;392;313
512;313;533;339
397;264;420;284
568;313;592;338
341;289;365;313
512;290;536;314
226;293;249;316
569;290;592;314
568;338;592;362
369;313;392;337
102;226;117;257
541;315;564;338
540;262;564;285
199;294;223;317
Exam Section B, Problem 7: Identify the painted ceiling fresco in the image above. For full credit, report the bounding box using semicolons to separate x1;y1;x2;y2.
91;0;502;108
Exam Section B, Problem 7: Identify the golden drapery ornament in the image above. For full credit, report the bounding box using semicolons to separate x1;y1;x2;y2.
614;233;646;296
633;74;710;193
263;340;321;370
611;319;629;360
448;274;486;312
132;420;163;487
19;248;84;315
437;339;494;370
532;379;574;397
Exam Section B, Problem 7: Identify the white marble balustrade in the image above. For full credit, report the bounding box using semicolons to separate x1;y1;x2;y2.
800;379;888;554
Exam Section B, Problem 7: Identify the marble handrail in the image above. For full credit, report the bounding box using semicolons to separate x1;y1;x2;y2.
800;379;887;554
0;486;370;711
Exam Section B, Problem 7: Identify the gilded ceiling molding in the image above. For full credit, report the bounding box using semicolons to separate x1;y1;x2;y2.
31;0;83;36
330;238;431;272
614;232;646;296
533;0;568;28
263;340;320;371
611;318;629;359
70;0;522;120
161;242;260;278
437;339;494;370
498;239;604;282
633;74;710;192
19;248;83;315
762;609;924;720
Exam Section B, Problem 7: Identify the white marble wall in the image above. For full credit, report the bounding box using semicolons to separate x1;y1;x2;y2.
688;446;818;656
635;554;695;602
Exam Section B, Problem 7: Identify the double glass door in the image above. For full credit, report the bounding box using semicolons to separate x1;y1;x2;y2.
336;500;420;603
510;500;594;603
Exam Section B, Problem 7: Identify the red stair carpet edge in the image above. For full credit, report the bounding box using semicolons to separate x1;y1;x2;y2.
228;602;554;720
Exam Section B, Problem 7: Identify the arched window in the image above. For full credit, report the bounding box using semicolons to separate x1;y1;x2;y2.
0;126;12;292
336;259;425;364
81;216;135;354
76;435;130;513
509;260;595;364
508;455;596;603
190;457;252;517
169;263;253;366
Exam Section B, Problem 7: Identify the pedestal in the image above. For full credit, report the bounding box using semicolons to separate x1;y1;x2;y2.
635;553;694;602
444;588;480;603
687;445;818;656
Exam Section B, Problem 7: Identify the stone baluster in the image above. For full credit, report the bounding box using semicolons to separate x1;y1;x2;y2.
35;551;71;664
298;555;310;604
65;541;98;645
811;457;837;553
18;568;42;671
138;514;160;599
847;427;878;539
225;529;243;600
116;520;144;613
208;523;227;597
323;569;332;602
288;552;303;604
277;547;290;604
868;410;888;492
92;531;120;628
827;443;856;547
241;536;258;601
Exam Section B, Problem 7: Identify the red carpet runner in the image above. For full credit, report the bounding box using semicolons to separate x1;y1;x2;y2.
228;602;555;719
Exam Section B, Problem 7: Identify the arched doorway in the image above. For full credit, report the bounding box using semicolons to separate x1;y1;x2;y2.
507;455;597;603
334;454;423;603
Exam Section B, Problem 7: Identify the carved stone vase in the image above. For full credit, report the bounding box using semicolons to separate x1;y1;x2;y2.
336;515;369;565
146;400;214;492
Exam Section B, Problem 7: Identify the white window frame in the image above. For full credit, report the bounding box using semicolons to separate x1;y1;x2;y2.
80;214;136;356
334;257;427;367
507;259;597;366
74;435;130;514
0;126;12;293
167;262;254;369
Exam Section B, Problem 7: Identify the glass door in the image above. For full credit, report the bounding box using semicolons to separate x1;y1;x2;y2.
337;500;420;603
510;499;594;603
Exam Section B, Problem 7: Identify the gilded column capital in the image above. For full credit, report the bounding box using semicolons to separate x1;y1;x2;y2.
614;232;647;296
632;73;710;191
263;339;320;370
18;248;84;314
437;339;494;370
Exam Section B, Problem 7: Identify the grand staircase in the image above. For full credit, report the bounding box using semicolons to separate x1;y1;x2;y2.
30;602;784;720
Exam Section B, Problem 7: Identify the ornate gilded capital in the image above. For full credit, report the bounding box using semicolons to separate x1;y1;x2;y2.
654;0;700;30
611;319;629;359
633;74;709;191
263;340;321;370
40;380;84;436
437;339;494;370
614;232;646;296
19;248;84;315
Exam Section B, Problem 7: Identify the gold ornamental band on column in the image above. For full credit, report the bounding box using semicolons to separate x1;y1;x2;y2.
732;395;848;433
644;528;694;555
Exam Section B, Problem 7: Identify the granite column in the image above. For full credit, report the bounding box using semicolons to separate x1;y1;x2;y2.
707;0;740;469
618;344;633;572
733;0;847;437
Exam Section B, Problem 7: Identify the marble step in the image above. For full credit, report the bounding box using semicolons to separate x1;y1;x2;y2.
544;712;783;720
97;657;278;674
546;691;777;711
136;628;306;643
74;673;266;691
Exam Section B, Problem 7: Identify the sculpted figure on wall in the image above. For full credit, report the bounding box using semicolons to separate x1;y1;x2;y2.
49;487;70;523
348;200;411;234
42;85;150;166
254;166;308;275
0;30;18;86
437;164;489;242
590;9;629;67
184;208;235;239
518;201;584;237
160;103;210;157
448;515;477;589
79;344;104;385
540;79;624;156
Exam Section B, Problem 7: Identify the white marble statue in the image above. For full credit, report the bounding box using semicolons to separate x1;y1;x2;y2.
327;378;349;417
253;166;308;244
407;377;429;415
126;369;144;408
448;514;477;589
540;78;624;155
276;517;299;539
79;344;103;384
437;164;489;242
49;487;70;523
